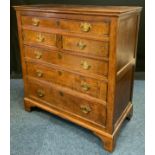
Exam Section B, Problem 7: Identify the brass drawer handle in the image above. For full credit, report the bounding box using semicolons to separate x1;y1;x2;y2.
57;53;62;59
81;61;91;70
36;70;43;77
77;41;86;50
80;105;91;114
32;18;40;26
80;22;92;32
34;51;42;59
81;81;90;91
36;89;45;97
36;34;44;42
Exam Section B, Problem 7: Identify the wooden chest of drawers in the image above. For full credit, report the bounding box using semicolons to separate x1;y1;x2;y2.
14;5;142;152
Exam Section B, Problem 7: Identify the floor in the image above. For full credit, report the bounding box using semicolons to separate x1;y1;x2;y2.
10;80;145;155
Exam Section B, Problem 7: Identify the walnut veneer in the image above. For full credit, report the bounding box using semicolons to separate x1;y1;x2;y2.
14;5;142;152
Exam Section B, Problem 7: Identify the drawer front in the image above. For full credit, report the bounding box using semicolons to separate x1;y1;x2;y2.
27;80;106;126
24;46;108;76
26;62;107;100
23;30;57;47
62;36;109;57
21;16;110;38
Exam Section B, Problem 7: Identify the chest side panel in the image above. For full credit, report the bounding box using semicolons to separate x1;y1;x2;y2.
114;13;140;125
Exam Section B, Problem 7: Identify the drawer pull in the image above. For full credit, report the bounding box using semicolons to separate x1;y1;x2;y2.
32;18;40;26
36;34;44;42
80;22;92;32
81;81;90;91
80;105;91;114
36;89;45;97
36;70;43;77
57;53;62;59
81;61;91;70
77;41;86;50
34;51;42;59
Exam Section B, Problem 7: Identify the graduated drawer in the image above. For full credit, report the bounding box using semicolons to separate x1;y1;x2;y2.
21;16;110;38
24;46;108;76
62;36;109;57
26;62;107;100
27;79;106;126
22;30;57;48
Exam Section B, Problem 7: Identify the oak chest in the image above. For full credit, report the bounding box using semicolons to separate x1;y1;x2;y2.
14;5;142;152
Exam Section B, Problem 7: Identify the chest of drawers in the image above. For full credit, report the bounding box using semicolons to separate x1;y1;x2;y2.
14;5;142;152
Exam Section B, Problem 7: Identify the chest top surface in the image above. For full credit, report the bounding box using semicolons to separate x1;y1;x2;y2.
14;4;142;16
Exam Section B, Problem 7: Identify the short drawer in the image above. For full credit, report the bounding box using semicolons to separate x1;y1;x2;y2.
22;30;57;48
24;46;108;76
26;62;107;100
27;79;106;126
21;16;110;38
62;36;109;57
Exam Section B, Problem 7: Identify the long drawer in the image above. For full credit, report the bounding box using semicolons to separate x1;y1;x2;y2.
24;46;108;76
26;61;107;100
21;15;110;38
27;79;107;126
